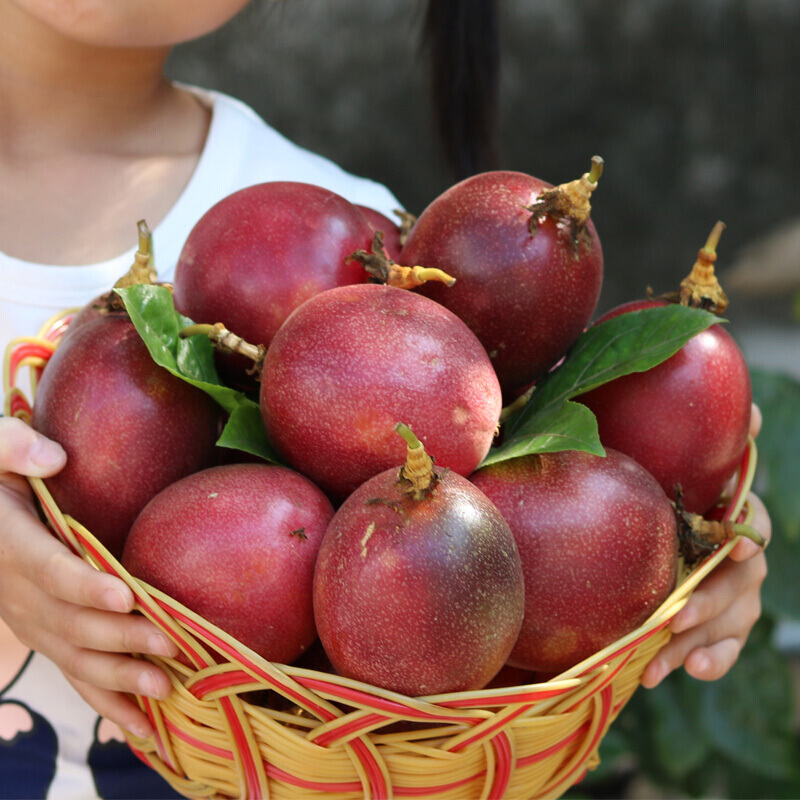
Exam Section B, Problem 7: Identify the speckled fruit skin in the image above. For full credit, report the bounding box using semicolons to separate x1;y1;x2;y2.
356;205;403;261
578;299;752;514
470;449;679;674
400;171;603;397
261;284;503;501
32;316;221;558
313;467;525;696
173;182;374;386
122;464;333;664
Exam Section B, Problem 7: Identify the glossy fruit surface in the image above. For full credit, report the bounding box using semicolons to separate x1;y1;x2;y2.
122;464;333;664
578;299;752;513
400;170;603;396
261;283;502;501
173;182;374;386
313;466;524;695
32;316;221;557
471;448;678;674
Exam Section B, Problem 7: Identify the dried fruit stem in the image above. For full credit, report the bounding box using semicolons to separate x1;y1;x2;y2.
395;422;437;499
348;232;456;289
179;322;266;367
395;209;417;246
524;156;603;254
677;221;729;314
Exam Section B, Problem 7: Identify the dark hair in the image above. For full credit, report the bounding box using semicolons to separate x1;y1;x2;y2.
423;0;500;180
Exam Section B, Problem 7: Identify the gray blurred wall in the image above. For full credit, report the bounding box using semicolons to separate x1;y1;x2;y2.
167;0;800;372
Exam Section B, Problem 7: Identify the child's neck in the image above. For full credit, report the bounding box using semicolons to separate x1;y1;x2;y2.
0;2;212;266
0;2;177;155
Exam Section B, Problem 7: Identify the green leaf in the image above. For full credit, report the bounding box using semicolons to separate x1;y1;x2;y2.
116;285;280;464
216;401;277;462
481;401;603;465
489;305;721;464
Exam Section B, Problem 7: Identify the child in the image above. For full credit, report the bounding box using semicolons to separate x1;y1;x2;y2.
0;0;770;797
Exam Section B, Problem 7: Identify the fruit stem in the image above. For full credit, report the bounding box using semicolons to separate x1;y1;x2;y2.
348;232;456;289
395;209;417;247
676;502;766;565
587;155;604;185
524;155;603;255
179;322;266;367
676;221;729;314
395;422;437;498
499;385;535;423
113;220;157;290
730;523;767;548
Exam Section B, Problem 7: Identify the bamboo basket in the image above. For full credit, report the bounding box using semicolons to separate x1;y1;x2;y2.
3;312;757;800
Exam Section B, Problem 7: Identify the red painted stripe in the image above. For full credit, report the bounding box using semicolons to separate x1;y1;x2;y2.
169;610;334;723
489;730;513;799
9;394;31;418
9;343;53;385
141;696;177;773
567;650;634;713
313;712;385;747
578;620;669;677
266;762;363;793
72;530;206;667
164;717;233;760
191;669;256;699
394;771;484;797
350;737;389;800
541;685;613;796
439;685;569;708
517;720;591;767
297;677;478;725
43;316;73;342
220;695;262;799
450;704;530;753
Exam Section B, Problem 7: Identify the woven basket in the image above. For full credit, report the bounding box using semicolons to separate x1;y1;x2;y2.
3;313;757;800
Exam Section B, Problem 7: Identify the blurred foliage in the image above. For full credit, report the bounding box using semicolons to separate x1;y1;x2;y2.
567;367;800;799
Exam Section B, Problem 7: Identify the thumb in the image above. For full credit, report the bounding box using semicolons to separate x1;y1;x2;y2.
0;417;67;477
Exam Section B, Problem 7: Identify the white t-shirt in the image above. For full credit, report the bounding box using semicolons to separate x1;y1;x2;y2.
0;86;399;384
0;87;400;799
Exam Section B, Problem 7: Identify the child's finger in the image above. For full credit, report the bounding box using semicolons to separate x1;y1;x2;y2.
65;674;156;741
683;637;742;682
0;417;66;477
749;403;762;439
2;502;134;613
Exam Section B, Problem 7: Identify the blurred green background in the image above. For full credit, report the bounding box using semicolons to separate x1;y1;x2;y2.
167;2;800;796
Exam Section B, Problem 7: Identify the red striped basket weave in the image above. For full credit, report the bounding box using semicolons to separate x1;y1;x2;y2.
2;312;757;800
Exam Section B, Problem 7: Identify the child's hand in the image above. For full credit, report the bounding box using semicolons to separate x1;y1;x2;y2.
641;404;771;688
0;417;178;739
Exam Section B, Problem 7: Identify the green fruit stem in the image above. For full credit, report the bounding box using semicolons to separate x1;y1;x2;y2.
395;422;437;498
113;220;156;290
728;522;767;548
587;155;604;185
